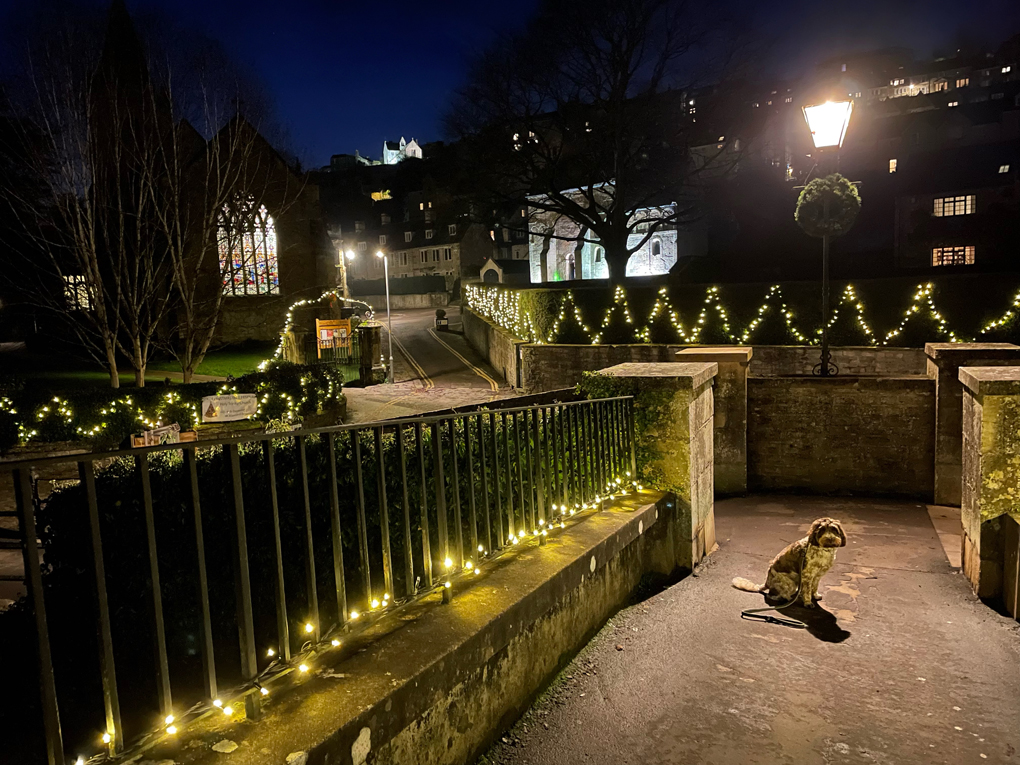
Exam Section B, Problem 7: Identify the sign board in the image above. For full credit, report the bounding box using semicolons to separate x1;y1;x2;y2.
201;393;258;423
316;318;352;358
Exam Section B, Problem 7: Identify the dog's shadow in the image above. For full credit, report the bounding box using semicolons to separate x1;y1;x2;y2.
777;604;852;643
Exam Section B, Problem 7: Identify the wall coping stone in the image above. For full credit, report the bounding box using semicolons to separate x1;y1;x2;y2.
959;366;1020;397
926;342;1020;362
676;347;753;365
600;362;718;389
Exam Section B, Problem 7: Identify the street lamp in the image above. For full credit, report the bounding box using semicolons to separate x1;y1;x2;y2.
801;99;853;377
376;250;394;384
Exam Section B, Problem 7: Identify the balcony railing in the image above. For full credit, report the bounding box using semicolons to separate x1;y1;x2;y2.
1;396;635;765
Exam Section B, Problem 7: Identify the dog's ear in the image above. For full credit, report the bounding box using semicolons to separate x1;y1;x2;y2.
833;520;847;547
807;518;824;545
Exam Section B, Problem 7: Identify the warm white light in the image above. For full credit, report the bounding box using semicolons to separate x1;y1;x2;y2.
350;610;360;619
75;759;85;765
164;714;174;725
267;648;275;657
444;557;453;568
212;699;223;708
444;581;451;588
375;250;385;259
222;706;233;716
167;725;177;735
345;249;356;260
102;733;111;744
299;664;309;673
465;561;473;569
260;687;269;696
478;544;484;553
802;100;853;149
371;599;380;609
304;623;314;633
331;639;341;647
474;568;481;575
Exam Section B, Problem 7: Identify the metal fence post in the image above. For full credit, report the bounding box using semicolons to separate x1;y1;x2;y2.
227;445;260;721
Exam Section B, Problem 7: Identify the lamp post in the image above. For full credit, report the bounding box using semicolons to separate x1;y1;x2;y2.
346;249;394;383
376;250;394;384
801;100;853;377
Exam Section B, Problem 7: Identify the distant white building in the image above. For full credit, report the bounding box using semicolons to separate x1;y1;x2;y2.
526;190;681;282
382;137;422;165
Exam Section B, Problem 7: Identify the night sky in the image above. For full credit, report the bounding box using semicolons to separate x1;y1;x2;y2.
3;0;1020;167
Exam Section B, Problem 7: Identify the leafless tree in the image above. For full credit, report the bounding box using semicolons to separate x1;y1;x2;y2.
446;0;752;283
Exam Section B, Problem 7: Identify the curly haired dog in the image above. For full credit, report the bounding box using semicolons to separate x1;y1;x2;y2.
732;518;847;607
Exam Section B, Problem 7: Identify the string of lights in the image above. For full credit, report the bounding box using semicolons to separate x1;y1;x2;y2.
466;282;980;348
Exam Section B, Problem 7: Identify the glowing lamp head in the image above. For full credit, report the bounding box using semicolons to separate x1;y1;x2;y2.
212;699;223;708
802;100;853;149
345;249;356;261
222;705;234;716
102;733;111;744
260;686;269;696
299;663;309;673
304;622;314;633
375;250;385;259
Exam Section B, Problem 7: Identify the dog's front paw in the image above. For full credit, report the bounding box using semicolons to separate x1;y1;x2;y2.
801;600;817;609
812;593;823;602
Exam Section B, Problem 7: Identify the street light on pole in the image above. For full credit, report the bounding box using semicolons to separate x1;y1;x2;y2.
801;99;854;377
376;250;394;384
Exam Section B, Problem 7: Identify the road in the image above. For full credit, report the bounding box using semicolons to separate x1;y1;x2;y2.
343;305;516;423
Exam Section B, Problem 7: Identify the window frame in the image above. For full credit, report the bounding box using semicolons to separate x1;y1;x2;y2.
931;245;975;266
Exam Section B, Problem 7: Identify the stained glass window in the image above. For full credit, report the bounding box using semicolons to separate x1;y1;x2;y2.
218;199;279;296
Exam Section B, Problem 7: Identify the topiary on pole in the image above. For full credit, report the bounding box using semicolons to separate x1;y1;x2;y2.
795;173;861;239
794;173;861;376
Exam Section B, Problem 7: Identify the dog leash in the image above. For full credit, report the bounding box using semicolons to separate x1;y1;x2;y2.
740;551;808;629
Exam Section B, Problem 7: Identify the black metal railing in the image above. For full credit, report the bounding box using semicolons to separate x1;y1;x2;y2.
1;396;635;765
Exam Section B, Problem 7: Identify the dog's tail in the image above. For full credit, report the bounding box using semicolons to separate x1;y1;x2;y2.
731;577;766;593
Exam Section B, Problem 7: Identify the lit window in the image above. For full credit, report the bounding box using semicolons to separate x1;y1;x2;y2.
948;101;958;107
379;235;387;245
956;77;969;88
841;63;846;72
63;274;91;310
520;208;527;218
448;224;457;236
444;248;452;261
419;203;424;211
932;195;975;217
1004;66;1012;74
218;200;279;296
425;229;434;240
404;231;413;242
1000;164;1011;173
784;96;792;103
888;159;897;173
932;246;975;266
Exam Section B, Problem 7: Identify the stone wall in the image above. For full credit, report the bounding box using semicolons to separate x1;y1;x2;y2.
748;346;926;377
463;309;524;387
747;376;935;498
520;344;684;393
357;292;450;310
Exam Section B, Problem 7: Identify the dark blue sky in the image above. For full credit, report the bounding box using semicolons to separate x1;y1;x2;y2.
5;1;1020;166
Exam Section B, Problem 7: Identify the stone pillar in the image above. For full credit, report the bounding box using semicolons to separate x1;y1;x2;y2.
926;343;1020;506
959;367;1020;611
358;323;386;386
599;362;718;570
675;347;752;495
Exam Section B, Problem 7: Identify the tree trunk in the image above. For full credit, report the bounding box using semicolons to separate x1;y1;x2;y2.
107;346;120;389
133;337;146;388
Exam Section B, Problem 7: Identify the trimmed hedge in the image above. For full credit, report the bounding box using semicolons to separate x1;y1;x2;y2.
464;274;1020;348
0;360;345;453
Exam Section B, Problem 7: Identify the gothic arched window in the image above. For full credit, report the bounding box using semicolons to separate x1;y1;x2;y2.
218;199;279;296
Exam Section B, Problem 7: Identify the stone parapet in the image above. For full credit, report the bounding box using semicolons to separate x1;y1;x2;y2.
959;366;1020;614
676;347;752;495
926;343;1020;506
597;362;718;568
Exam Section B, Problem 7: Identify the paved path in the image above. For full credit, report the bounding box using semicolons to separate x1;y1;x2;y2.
480;496;1020;765
344;305;514;423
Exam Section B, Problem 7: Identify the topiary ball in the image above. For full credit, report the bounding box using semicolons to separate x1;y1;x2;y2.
794;173;861;239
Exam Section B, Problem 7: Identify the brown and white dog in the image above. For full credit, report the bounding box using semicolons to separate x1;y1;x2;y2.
732;518;847;607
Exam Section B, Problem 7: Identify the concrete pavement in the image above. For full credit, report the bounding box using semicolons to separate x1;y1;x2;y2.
479;496;1020;765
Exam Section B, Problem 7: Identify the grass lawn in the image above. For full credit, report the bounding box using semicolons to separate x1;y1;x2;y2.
148;341;277;379
2;342;277;389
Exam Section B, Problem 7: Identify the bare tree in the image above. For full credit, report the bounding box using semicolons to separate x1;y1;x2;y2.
446;0;749;283
0;5;173;387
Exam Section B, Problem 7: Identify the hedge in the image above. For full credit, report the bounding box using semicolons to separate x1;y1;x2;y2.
464;274;1020;348
0;360;345;453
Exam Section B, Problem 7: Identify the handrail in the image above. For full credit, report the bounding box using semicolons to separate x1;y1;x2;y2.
3;396;637;765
